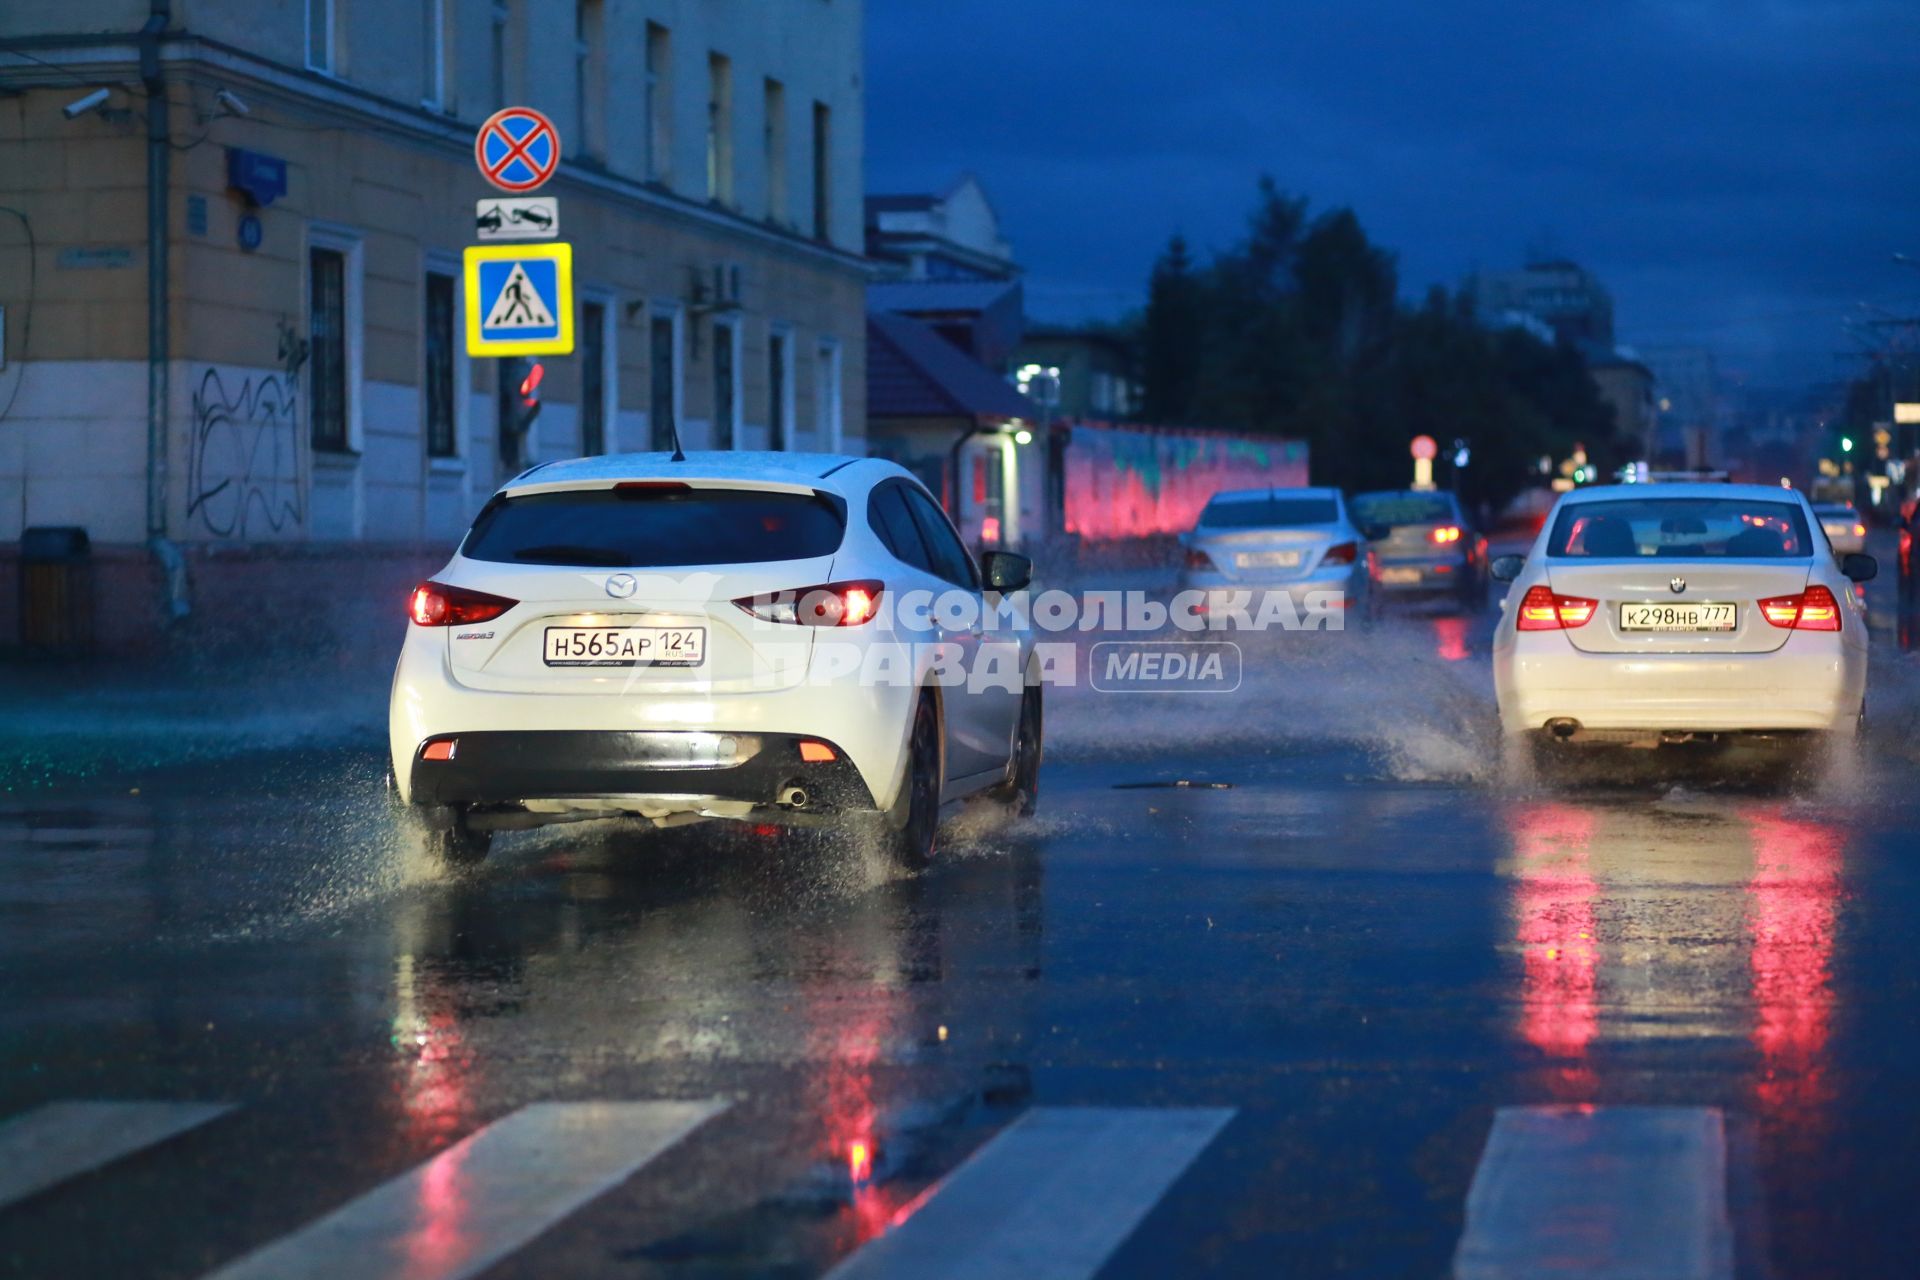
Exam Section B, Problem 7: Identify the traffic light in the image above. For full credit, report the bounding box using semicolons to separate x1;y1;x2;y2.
498;357;544;467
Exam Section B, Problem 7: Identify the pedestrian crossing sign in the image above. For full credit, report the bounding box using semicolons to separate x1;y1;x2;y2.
464;241;574;356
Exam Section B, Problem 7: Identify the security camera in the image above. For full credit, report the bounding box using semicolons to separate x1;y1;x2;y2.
61;88;109;119
215;88;250;117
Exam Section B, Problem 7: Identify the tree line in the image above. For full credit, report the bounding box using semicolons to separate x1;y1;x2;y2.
1137;178;1624;518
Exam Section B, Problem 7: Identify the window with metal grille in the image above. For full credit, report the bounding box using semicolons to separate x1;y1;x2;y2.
309;247;348;451
424;271;456;458
580;301;606;456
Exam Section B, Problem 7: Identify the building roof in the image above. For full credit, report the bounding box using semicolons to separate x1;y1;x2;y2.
867;312;1038;421
868;279;1022;316
865;193;940;216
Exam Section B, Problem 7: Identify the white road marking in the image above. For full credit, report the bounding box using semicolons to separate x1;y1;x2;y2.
826;1106;1235;1280
1454;1105;1734;1280
0;1100;235;1211
201;1099;728;1280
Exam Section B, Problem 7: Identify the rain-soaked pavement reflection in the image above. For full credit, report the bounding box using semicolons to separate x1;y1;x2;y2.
4;606;1920;1276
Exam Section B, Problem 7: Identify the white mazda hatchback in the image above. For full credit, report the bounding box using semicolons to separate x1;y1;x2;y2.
1492;483;1873;757
390;452;1042;865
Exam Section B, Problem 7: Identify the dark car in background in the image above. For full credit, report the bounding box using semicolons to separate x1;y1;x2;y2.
1352;489;1486;609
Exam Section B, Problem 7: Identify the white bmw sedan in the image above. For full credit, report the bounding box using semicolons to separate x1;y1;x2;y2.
1492;483;1874;754
390;452;1042;866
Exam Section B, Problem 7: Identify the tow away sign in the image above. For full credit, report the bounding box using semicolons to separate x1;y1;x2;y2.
476;196;559;240
464;242;574;356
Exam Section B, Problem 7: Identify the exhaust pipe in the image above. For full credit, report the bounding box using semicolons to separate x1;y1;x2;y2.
1545;718;1580;740
778;782;810;809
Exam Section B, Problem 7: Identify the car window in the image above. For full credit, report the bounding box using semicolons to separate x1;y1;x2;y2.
461;486;845;567
903;488;979;587
1198;495;1339;528
1351;492;1458;526
868;484;935;574
1546;498;1812;559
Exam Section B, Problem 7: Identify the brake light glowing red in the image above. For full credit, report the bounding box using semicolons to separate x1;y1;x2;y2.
1323;541;1358;566
408;581;517;627
1430;525;1463;544
734;580;885;627
980;515;1002;544
1516;585;1597;630
1759;585;1842;632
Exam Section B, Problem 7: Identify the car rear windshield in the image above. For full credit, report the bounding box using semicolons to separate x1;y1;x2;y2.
1199;496;1339;529
1350;493;1456;526
461;486;846;567
1546;498;1813;559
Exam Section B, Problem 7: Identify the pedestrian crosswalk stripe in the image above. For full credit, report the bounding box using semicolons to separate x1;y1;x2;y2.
201;1099;729;1280
825;1106;1235;1280
1453;1105;1733;1279
0;1100;235;1212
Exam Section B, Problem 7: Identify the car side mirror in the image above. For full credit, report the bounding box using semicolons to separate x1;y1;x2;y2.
1841;552;1877;583
1490;554;1526;583
982;550;1033;592
1362;523;1391;542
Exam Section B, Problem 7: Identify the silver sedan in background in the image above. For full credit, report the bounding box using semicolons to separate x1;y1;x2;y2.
1814;503;1867;556
1179;486;1373;619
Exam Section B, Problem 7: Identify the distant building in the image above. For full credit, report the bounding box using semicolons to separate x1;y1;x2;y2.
865;175;1016;282
1012;327;1141;422
1470;259;1616;348
1584;347;1657;462
0;0;868;652
1639;345;1721;469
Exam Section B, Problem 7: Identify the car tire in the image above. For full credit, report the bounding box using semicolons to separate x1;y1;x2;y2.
418;805;491;867
882;693;942;872
989;684;1043;817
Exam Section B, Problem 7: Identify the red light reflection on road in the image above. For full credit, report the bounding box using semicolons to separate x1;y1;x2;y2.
1432;615;1471;662
1746;808;1840;1127
406;1139;471;1276
1510;803;1599;1097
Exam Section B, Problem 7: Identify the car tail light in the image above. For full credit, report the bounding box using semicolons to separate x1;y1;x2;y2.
409;581;517;626
1515;585;1597;630
1759;585;1842;631
735;580;884;627
1184;547;1214;571
1429;525;1463;544
1853;523;1866;538
1322;541;1358;566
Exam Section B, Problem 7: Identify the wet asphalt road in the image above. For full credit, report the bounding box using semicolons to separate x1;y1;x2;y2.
5;589;1920;1278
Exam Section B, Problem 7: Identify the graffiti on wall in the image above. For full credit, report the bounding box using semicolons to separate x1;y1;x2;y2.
1063;421;1310;540
186;367;304;538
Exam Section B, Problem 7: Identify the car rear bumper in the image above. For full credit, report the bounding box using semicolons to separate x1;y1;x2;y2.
408;730;878;815
1373;554;1473;593
1494;632;1865;735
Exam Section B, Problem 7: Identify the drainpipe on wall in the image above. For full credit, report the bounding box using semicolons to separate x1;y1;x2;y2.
141;0;189;619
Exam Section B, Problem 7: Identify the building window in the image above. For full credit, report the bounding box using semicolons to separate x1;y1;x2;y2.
815;338;841;451
574;0;604;160
711;321;736;450
306;0;335;73
424;270;457;458
649;312;679;452
423;0;448;107
763;78;787;225
490;3;510;110
309;247;348;451
580;300;606;455
768;328;791;451
706;52;733;206
811;101;832;241
645;23;671;183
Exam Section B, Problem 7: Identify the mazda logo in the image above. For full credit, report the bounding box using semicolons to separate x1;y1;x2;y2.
605;573;638;599
1669;576;1686;594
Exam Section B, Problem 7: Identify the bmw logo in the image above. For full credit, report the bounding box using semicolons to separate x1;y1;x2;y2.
605;573;638;599
1669;576;1687;594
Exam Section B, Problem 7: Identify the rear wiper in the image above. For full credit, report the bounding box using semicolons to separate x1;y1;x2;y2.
510;545;629;566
